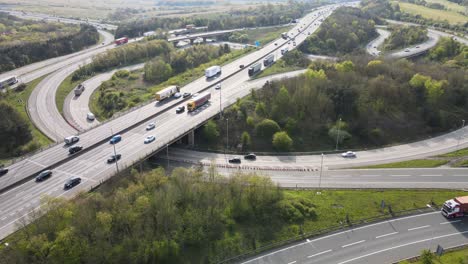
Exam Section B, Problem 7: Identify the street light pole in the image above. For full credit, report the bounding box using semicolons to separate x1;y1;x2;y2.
457;119;465;150
317;153;324;195
166;144;169;170
335;118;342;151
219;85;222;118
226;118;229;151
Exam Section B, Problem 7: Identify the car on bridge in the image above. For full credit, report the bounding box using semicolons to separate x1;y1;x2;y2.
64;177;81;190
68;145;83;155
183;92;191;98
229;157;241;163
0;167;8;176
244;153;256;160
144;135;156;144
107;154;121;163
64;135;79;145
341;151;356;158
146;122;156;130
35;170;52;182
176;106;185;113
110;135;122;144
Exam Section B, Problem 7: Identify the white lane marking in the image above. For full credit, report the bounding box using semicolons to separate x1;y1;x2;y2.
342;240;365;248
375;232;398;239
440;220;461;225
392;175;411;177
25;158;47;168
361;175;380;177
337;230;468;264
240;212;440;263
0;216;6;221
421;175;442;177
408;225;430;231
307;249;332;258
453;175;468;177
287;261;297;264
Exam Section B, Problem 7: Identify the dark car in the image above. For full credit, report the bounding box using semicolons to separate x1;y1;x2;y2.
176;106;185;114
239;64;244;69
109;135;122;144
69;145;83;154
107;154;122;163
183;92;191;98
64;177;82;190
0;167;8;176
244;153;257;160
228;157;241;164
36;170;52;182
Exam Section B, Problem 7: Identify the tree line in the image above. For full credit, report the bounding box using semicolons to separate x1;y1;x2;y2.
200;57;468;152
427;36;467;68
0;168;317;263
115;0;323;38
382;25;428;51
0;101;32;159
0;13;99;73
299;7;378;56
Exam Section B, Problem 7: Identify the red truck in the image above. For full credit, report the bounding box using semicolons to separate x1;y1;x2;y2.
187;92;211;112
441;196;468;218
115;37;128;45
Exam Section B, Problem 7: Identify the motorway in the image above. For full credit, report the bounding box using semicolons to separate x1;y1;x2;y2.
365;28;390;56
0;4;344;240
241;211;468;264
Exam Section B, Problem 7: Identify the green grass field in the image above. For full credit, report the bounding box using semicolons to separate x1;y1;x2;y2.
399;246;468;263
424;0;466;13
0;77;53;161
55;75;81;115
275;189;465;241
356;159;449;169
438;148;468;158
243;25;293;46
255;59;304;79
398;2;467;24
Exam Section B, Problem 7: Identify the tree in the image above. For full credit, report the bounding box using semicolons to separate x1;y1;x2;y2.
272;131;293;151
409;73;431;88
335;60;354;72
255;102;267;117
203;120;219;142
328;120;351;144
144;58;173;83
420;249;434;264
255;119;280;138
241;131;251;150
0;101;32;155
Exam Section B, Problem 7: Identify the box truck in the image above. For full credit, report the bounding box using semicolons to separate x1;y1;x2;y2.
441;196;468;218
263;54;275;67
248;62;262;76
74;84;85;96
205;65;221;78
187;92;211;111
155;85;180;101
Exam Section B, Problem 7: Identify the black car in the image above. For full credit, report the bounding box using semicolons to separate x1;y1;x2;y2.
244;153;257;160
0;167;8;176
36;170;52;182
176;106;185;114
239;64;244;69
107;154;122;163
64;177;82;190
183;92;191;98
228;157;241;164
69;145;83;154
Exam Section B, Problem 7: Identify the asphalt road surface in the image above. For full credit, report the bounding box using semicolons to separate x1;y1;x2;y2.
366;28;390;56
241;211;468;264
0;4;344;240
0;30;114;85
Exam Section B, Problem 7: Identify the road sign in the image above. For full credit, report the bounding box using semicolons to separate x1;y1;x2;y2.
255;41;260;47
436;245;444;256
381;200;385;209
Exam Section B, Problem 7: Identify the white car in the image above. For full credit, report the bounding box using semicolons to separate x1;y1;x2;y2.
341;151;356;158
404;48;410;52
192;93;199;98
146;122;155;130
144;135;156;144
215;84;221;90
173;92;182;98
87;112;95;121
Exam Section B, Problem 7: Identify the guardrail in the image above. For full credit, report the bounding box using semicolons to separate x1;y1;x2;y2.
0;5;327;194
217;206;438;264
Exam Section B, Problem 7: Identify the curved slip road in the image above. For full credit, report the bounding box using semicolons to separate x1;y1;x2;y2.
63;63;145;131
0;4;345;240
366;28;391;56
241;211;468;264
0;30;114;85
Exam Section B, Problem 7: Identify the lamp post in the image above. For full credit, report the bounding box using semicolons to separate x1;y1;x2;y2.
226;118;229;151
166;144;169;170
457;119;465;150
219;85;222;118
317;153;324;195
335;118;342;151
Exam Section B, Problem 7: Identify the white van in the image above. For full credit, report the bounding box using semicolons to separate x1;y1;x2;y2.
87;112;95;121
64;135;79;145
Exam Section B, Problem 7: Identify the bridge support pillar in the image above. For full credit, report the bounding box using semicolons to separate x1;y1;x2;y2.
188;130;195;146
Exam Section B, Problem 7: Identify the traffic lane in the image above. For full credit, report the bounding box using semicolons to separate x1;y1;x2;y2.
388;31;440;59
366;28;390;56
242;212;468;264
0;4;336;200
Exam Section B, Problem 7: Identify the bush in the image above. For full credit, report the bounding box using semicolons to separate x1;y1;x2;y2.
272;131;293;151
255;119;281;138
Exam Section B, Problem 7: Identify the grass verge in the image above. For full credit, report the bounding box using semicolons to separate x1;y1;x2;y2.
255;59;304;79
397;2;467;24
55;75;81;115
399;245;468;263
355;159;449;169
0;76;53;162
438;148;468;158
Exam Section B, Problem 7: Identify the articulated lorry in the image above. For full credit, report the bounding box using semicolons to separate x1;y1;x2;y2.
248;62;262;76
155;85;179;101
441;196;468;218
187;92;211;111
263;54;275;67
205;65;221;78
